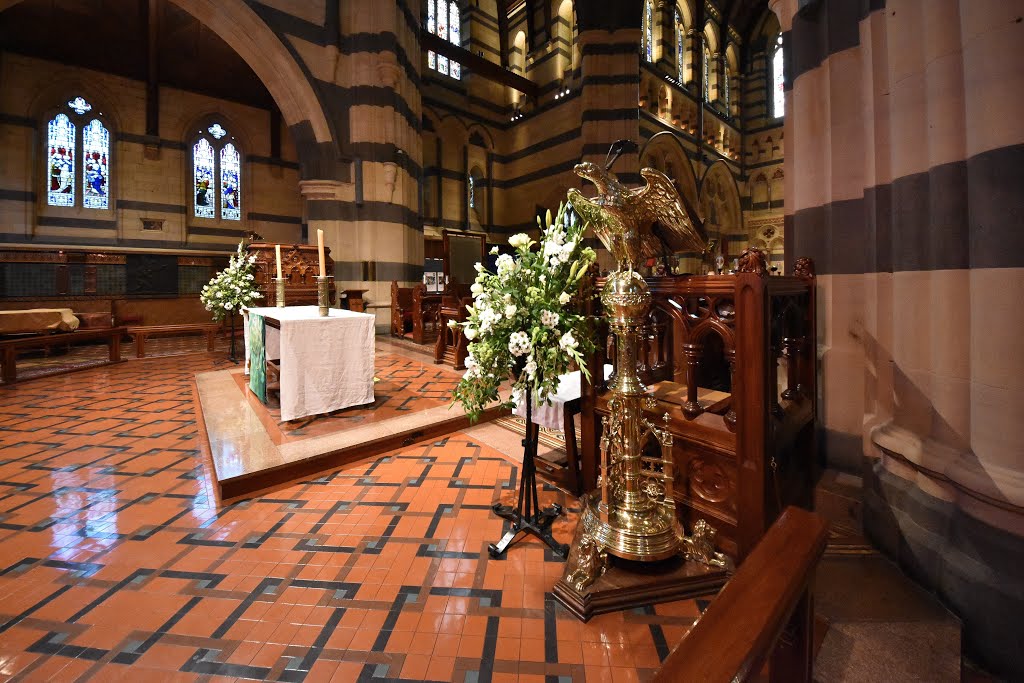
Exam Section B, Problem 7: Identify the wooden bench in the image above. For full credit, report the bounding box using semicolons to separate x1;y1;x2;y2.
391;281;440;344
126;324;220;358
0;327;126;384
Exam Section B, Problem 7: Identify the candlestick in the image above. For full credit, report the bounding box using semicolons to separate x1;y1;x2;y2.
317;229;326;277
273;277;286;308
316;275;332;317
275;244;282;279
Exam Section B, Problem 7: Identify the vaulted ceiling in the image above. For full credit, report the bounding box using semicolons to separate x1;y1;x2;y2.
0;0;276;110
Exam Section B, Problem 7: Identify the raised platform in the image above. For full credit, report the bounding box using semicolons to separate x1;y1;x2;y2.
196;340;505;500
553;553;731;622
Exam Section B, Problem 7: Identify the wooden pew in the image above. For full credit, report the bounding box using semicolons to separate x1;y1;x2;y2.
434;284;472;370
653;506;829;683
0;327;126;384
126;324;220;358
390;281;441;344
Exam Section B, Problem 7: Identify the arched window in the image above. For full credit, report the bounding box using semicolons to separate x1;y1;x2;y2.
426;0;461;80
643;0;653;62
723;65;730;112
675;9;684;82
772;33;784;117
703;46;711;101
45;97;111;210
468;173;475;210
192;122;242;221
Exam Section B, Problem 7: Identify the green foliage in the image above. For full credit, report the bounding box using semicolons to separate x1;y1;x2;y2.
200;242;262;322
452;202;597;420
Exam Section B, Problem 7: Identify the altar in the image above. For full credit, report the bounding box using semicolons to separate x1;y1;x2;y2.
244;306;375;421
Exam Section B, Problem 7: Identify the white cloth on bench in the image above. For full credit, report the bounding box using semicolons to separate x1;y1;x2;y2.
513;364;613;430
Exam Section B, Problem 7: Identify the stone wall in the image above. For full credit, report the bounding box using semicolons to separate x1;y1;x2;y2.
0;52;303;251
772;0;1024;676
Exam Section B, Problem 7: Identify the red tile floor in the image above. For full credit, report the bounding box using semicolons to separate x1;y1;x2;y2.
233;351;463;442
0;352;703;682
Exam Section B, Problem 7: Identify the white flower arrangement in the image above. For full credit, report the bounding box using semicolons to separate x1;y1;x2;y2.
200;241;262;322
452;202;597;420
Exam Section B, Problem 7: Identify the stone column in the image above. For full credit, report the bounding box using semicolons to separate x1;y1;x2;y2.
324;0;424;333
773;0;1024;677
577;29;642;182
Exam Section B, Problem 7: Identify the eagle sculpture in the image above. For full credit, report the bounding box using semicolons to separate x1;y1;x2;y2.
567;162;709;273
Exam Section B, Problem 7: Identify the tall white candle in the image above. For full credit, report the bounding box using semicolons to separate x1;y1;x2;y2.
275;244;283;279
317;229;326;277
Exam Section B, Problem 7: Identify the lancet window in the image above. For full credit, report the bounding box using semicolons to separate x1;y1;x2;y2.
643;0;654;62
427;0;461;80
192;123;242;221
772;33;784;117
45;97;111;210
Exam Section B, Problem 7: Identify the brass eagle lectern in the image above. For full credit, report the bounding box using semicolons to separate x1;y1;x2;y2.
554;161;729;619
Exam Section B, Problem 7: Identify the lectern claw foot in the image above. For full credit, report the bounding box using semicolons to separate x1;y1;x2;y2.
681;519;728;568
563;532;608;592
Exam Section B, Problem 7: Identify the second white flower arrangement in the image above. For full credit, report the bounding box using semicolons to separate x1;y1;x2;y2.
452;202;597;420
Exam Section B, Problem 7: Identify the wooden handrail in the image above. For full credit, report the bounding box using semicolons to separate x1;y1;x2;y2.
653;506;829;683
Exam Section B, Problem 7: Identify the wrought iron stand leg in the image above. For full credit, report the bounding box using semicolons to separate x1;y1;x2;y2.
488;390;569;559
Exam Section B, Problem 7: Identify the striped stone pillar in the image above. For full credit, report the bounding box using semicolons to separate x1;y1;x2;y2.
578;30;642;182
318;0;424;333
774;0;1024;676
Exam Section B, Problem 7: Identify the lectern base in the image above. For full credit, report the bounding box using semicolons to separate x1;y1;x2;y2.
552;553;731;622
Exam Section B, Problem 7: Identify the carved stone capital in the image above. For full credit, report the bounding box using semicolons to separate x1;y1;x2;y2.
382;161;398;202
299;179;348;201
376;53;401;88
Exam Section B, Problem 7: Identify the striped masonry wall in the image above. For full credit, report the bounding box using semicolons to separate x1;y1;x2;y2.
773;0;1024;676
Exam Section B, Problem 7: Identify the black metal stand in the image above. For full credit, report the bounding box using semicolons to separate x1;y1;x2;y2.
228;311;238;364
488;388;569;559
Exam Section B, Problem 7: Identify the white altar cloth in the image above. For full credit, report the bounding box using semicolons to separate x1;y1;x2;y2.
244;306;375;421
513;364;613;430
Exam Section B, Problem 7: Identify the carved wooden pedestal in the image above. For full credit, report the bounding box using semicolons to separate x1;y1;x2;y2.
247;243;334;307
552;554;731;622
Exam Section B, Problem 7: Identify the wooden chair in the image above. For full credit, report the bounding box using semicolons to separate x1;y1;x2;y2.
390;281;414;338
433;284;472;370
391;281;441;344
411;284;441;344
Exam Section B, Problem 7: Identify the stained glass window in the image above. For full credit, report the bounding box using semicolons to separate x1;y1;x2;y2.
82;119;109;210
644;0;653;62
208;123;227;139
220;143;241;221
724;68;730;111
427;0;436;70
193;138;215;219
468;174;475;209
703;46;711;101
425;0;461;79
68;96;92;115
436;0;449;75
449;1;461;80
676;10;684;82
47;113;75;207
772;34;785;117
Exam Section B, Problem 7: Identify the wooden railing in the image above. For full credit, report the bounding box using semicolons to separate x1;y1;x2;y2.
653;506;829;683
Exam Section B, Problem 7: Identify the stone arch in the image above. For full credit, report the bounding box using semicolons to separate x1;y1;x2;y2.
553;0;575;77
641;131;699;212
699;160;743;245
1;0;334;151
510;30;527;105
751;172;769;206
28;78;125;135
466;123;495;151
